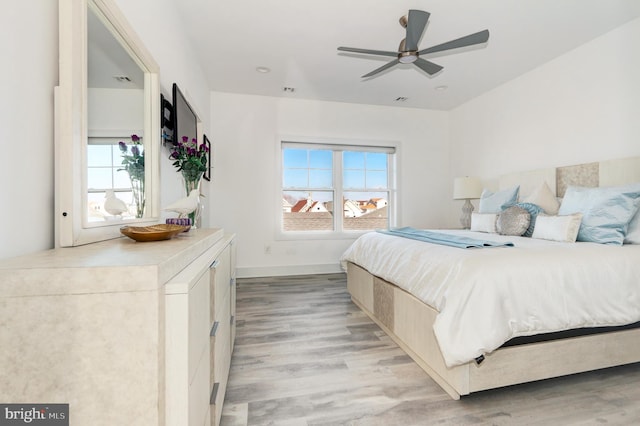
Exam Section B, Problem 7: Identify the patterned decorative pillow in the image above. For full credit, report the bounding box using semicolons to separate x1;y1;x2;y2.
514;202;545;237
496;206;531;236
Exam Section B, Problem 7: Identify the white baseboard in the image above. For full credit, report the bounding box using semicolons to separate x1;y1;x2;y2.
236;263;344;278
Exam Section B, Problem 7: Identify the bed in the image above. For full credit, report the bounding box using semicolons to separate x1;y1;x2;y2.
341;156;640;399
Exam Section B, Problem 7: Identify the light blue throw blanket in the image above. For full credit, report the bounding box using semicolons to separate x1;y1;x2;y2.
377;227;514;249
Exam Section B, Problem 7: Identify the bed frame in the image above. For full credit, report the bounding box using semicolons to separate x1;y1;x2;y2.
346;156;640;399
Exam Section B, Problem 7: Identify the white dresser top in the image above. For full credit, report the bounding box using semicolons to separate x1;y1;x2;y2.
0;228;224;297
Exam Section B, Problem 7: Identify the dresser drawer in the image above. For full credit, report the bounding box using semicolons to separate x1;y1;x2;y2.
210;247;231;325
188;269;210;384
210;291;231;387
189;342;210;426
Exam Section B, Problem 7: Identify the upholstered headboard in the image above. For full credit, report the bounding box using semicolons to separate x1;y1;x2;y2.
499;156;640;197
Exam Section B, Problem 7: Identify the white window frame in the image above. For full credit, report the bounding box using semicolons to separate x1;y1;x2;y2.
276;136;399;241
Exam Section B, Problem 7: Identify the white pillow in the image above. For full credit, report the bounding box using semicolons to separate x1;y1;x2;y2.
523;182;560;215
470;213;498;233
531;213;583;243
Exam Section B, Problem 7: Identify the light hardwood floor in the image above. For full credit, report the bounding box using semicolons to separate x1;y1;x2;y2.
221;273;640;425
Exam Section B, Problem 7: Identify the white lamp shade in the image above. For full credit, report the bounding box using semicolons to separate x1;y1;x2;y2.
453;177;483;200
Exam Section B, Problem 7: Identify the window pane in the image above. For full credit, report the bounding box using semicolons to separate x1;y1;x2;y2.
366;170;387;188
283;190;334;231
309;169;332;188
366;152;387;170
309;150;332;169
87;145;112;167
87;168;112;190
283;149;307;168
343;170;365;189
283;169;308;188
114;170;131;189
343;191;389;231
343;151;364;169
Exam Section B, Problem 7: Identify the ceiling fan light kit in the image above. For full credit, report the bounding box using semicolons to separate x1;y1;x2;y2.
338;9;489;78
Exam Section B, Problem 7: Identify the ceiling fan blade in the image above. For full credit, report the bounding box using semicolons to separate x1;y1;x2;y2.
405;10;430;52
362;59;399;78
337;46;398;57
413;58;443;75
418;29;490;55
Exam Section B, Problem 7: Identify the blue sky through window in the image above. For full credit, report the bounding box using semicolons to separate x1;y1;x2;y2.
283;148;387;190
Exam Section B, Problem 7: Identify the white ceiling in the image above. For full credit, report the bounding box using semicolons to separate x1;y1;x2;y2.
175;0;640;111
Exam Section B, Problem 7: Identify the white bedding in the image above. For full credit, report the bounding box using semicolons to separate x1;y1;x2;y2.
340;230;640;367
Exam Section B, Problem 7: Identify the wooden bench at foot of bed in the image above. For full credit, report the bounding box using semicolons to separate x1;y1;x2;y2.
347;262;640;399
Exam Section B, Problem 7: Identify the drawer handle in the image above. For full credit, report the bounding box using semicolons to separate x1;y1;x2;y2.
230;315;234;325
210;321;219;337
209;259;220;269
210;382;220;405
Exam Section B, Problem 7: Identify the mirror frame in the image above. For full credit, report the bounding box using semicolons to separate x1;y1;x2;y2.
56;0;160;246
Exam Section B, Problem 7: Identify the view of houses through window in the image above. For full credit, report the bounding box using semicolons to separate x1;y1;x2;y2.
282;142;394;232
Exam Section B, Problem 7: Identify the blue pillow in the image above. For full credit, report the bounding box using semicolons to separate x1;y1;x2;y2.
514;202;544;237
478;186;520;214
558;183;640;245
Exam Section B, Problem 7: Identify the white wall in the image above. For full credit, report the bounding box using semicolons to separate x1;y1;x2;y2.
448;17;640;226
112;0;213;221
0;0;211;260
209;93;449;277
0;0;58;259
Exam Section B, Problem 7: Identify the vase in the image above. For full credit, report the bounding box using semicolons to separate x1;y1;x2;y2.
130;177;145;218
182;170;203;228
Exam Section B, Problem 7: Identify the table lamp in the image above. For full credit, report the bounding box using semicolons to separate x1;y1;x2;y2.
453;177;483;229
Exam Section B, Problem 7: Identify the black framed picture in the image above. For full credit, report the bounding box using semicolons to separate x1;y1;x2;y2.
160;93;174;145
203;134;212;181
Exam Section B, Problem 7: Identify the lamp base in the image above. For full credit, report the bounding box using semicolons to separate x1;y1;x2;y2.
460;199;475;229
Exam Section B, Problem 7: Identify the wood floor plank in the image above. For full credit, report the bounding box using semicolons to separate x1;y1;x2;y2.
221;273;640;425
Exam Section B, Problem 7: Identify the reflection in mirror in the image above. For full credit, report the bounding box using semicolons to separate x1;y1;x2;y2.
56;0;160;247
87;7;146;221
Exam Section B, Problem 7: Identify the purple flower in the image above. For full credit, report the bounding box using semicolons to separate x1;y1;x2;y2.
170;151;180;159
118;141;127;152
131;134;140;142
182;136;189;143
131;146;140;156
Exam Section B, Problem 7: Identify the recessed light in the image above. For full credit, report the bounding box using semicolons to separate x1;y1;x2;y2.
256;66;271;73
435;85;448;91
283;87;296;93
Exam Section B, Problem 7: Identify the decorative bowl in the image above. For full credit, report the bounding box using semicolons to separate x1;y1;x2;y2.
120;224;188;242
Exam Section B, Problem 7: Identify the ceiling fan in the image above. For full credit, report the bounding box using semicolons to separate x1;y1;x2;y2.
337;10;489;78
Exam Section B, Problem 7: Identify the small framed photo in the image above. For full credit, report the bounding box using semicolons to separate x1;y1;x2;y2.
203;134;212;181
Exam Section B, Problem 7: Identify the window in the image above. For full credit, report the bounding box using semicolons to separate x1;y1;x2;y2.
86;137;139;221
281;141;396;234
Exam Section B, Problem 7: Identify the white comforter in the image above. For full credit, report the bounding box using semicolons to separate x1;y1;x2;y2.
340;230;640;367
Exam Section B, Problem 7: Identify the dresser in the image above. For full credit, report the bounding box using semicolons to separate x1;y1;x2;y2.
0;228;235;426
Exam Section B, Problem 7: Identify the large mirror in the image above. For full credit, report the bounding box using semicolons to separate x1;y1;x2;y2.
56;0;160;246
